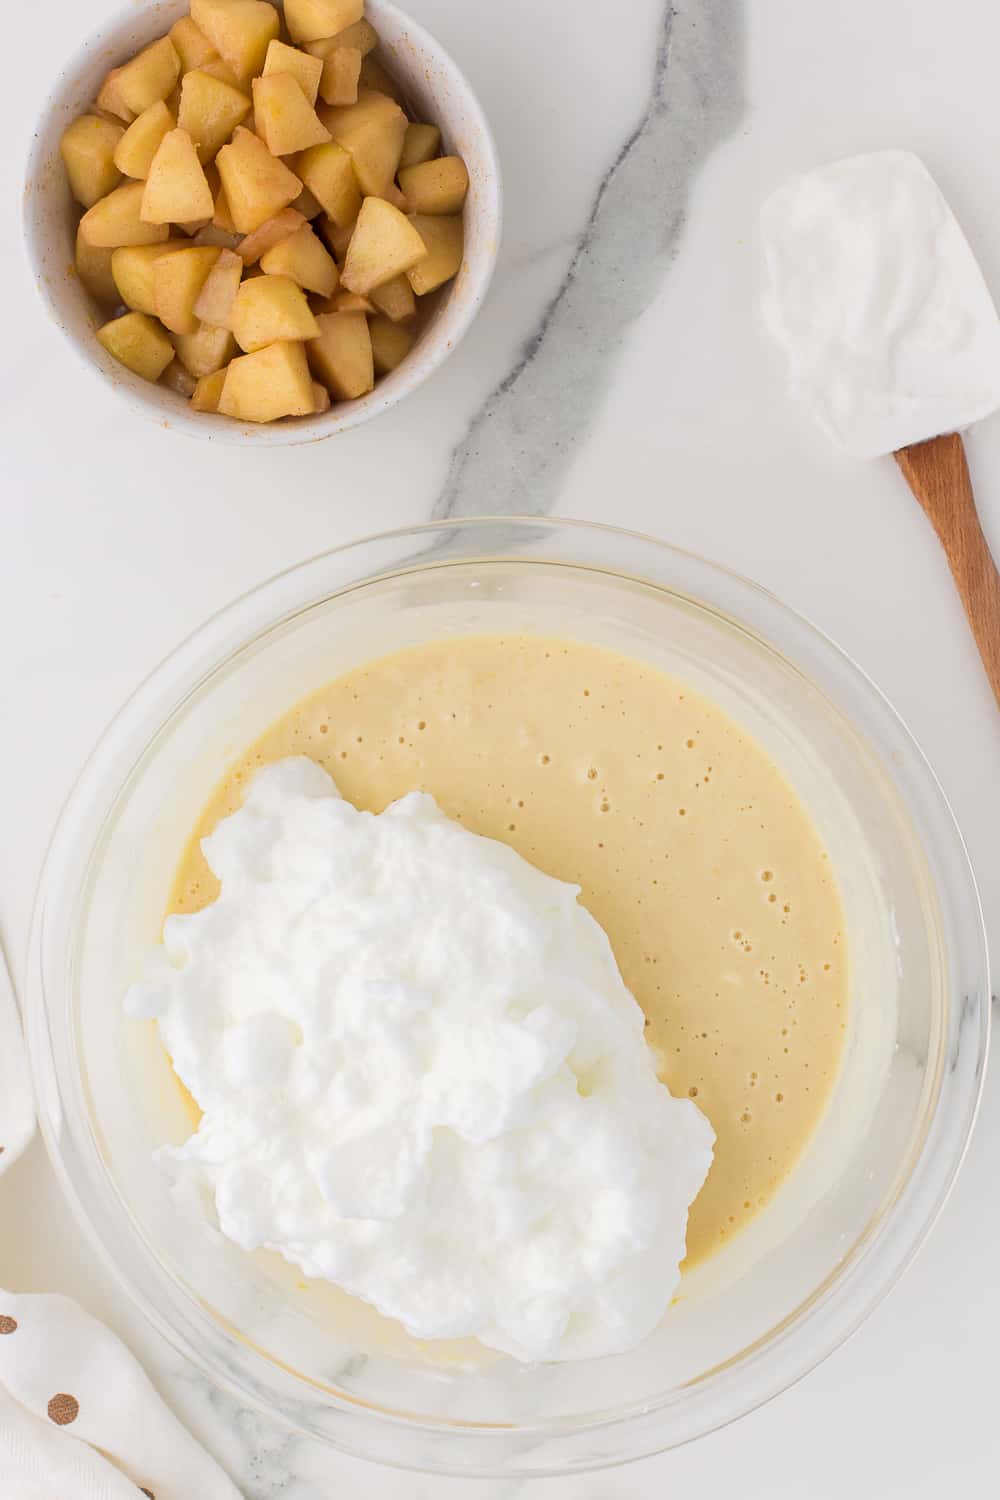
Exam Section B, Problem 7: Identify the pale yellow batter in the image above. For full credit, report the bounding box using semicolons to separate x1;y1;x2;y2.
170;635;848;1267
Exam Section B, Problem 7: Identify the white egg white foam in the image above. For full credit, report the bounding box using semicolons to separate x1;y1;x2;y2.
761;149;1000;457
126;757;713;1362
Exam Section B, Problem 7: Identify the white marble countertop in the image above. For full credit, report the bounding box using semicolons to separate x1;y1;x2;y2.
3;0;1000;1493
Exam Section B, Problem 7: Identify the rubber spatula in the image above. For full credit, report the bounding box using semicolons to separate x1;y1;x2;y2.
761;150;1000;708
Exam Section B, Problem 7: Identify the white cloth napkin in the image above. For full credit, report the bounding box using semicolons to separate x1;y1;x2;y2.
0;943;243;1499
0;1290;243;1500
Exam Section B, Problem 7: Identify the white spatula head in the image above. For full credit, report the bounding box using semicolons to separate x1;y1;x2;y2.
761;149;1000;458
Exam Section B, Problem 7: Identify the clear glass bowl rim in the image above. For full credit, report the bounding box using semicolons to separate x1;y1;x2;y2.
24;516;991;1477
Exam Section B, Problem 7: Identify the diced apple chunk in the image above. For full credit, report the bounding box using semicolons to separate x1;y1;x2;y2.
341;196;426;294
169;16;219;74
319;47;361;107
308;310;372;398
161;359;198;396
405;213;463;294
192;224;242;248
75;229;119;306
358;54;404;105
311;379;331;412
96;311;174;381
322;89;406;197
216;127;302;232
319;214;355;260
305;18;378;58
79;182;170;247
213;181;238;233
382;181;409;213
370;314;414;373
253;73;331;155
370;273;415;322
285;0;363;45
60;115;123;207
334;17;379;53
194;247;244;325
180;169;228;237
113;100;176;180
111;240;188;313
97;68;137;124
101;38;181;122
198;56;244;90
174;320;238;377
230;273;320;350
178;70;251;162
399;156;469;215
320;288;372;313
260;223;339;295
399;122;440;170
236;207;306;262
293;184;324;219
294;141;360;226
153;246;223;333
219;339;315;420
262;40;323;105
191;366;229;411
190;0;280;83
141;129;215;223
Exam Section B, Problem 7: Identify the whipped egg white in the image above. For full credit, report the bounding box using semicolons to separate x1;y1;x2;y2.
126;757;713;1363
761;149;1000;457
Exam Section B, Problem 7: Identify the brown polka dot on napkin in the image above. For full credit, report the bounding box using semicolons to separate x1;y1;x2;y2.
47;1393;80;1425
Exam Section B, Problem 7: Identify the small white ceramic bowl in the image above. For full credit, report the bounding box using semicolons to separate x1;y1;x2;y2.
23;0;502;445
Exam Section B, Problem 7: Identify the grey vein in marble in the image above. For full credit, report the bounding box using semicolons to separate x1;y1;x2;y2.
434;0;746;520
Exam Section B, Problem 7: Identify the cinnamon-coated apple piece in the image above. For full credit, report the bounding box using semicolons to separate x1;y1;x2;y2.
113;101;176;180
219;339;316;420
191;366;229;412
307;309;373;398
96;311;174;380
398;157;469;216
193;247;244;326
190;0;280;84
141;129;215;224
253;73;331;155
369;314;413;374
341;195;426;295
262;40;323;105
259;223;339;295
230;273;320;351
153;246;223;334
79;182;170;248
111;240;189;313
178;70;251;163
215;127;302;233
60;116;123;207
405;213;463;295
285;0;363;45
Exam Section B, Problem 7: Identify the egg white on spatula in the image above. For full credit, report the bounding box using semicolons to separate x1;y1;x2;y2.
761;150;1000;707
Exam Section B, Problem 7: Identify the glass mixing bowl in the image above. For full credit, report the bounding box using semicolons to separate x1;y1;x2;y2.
25;518;989;1476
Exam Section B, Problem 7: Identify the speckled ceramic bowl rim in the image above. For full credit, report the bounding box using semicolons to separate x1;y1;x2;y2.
22;0;503;445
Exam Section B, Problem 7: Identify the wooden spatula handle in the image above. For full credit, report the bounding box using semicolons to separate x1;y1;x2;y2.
895;432;1000;709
